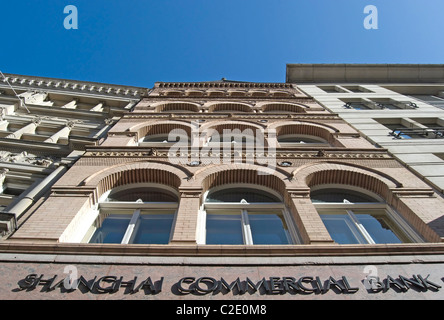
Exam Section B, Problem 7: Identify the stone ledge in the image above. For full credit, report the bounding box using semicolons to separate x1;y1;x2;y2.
1;242;444;259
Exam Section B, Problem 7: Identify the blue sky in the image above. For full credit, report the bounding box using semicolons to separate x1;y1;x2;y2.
1;0;443;88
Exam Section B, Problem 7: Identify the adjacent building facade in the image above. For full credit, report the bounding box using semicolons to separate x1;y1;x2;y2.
287;64;444;194
0;73;144;236
1;67;444;300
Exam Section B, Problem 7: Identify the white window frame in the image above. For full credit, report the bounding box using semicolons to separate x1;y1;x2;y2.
312;185;423;244
138;133;189;147
205;133;263;148
277;134;329;148
197;184;301;245
82;183;179;244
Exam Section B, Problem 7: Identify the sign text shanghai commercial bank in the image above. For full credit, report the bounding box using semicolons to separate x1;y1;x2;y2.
16;273;442;295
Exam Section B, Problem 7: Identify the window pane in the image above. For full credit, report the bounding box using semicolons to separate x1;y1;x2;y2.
344;102;370;110
311;189;379;203
248;211;290;245
206;188;280;203
206;214;243;245
320;214;363;244
142;135;181;143
132;212;174;244
354;210;405;244
90;215;131;244
278;136;325;144
107;188;177;202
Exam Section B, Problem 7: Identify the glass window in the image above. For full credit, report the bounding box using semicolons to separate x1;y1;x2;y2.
278;134;327;145
206;213;243;245
311;188;379;203
138;133;189;146
409;95;444;110
107;187;177;203
319;209;406;244
312;186;418;244
90;214;131;244
319;213;364;244
89;209;176;245
343;102;371;110
131;211;175;244
207;133;261;146
202;185;298;245
206;187;280;203
86;185;178;244
354;209;406;244
205;210;291;245
141;135;179;143
248;211;290;245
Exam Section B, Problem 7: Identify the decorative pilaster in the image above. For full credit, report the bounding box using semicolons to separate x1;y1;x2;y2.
170;188;202;245
287;188;335;245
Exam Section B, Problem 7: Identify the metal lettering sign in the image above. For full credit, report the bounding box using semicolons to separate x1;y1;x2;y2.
16;273;441;295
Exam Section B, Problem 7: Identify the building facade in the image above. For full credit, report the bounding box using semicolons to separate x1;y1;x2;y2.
287;64;444;194
1;69;444;301
0;74;144;238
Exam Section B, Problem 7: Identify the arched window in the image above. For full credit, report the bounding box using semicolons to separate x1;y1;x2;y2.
209;103;252;113
203;124;266;148
277;134;329;146
198;184;300;245
262;103;305;113
138;125;190;147
138;133;187;147
206;131;264;147
275;124;334;147
311;185;422;244
155;102;199;112
83;183;178;244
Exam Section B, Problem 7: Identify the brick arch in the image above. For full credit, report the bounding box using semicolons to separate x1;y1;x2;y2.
199;120;265;134
152;101;200;112
268;121;339;146
194;164;291;202
80;161;189;203
292;162;402;200
129;120;196;140
261;102;308;113
207;102;253;113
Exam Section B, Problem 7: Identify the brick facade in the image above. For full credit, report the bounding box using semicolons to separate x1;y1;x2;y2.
8;81;444;248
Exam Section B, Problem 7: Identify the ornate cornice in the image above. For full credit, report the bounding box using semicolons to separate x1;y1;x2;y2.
150;81;307;99
83;148;392;160
123;113;339;121
0;73;147;99
155;81;296;89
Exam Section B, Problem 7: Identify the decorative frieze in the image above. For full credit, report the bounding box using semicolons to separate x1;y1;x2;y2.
123;114;338;121
83;149;391;160
0;73;146;99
